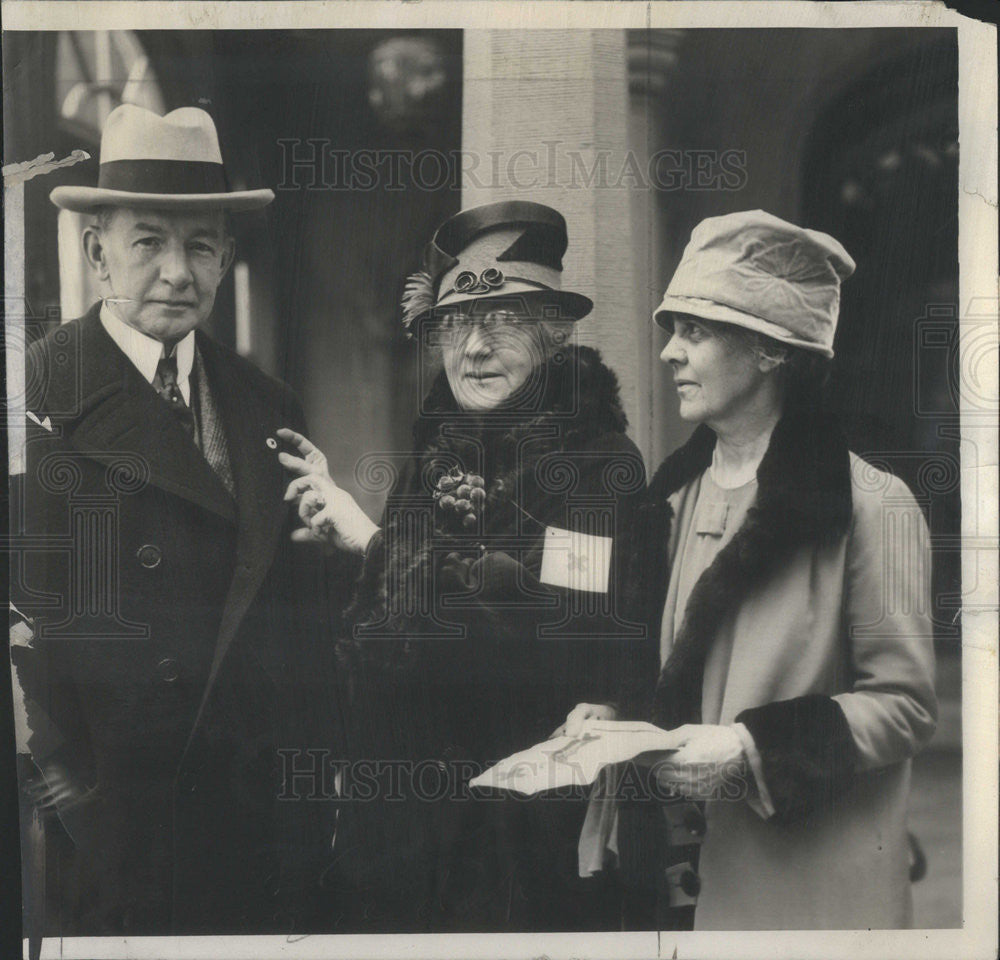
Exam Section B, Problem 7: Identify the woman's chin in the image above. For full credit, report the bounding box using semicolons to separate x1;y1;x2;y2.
676;401;706;423
455;381;512;411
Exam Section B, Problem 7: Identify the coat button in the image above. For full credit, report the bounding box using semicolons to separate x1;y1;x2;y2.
137;544;162;569
680;869;701;897
682;807;707;837
156;657;179;682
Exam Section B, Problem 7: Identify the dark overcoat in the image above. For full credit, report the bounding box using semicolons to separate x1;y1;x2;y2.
333;345;652;932
11;304;341;935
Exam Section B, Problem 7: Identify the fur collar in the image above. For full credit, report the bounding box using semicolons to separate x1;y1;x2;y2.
347;345;629;658
413;344;627;451
407;345;628;528
637;405;853;727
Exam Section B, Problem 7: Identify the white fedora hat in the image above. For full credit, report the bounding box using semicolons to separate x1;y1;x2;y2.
50;104;274;213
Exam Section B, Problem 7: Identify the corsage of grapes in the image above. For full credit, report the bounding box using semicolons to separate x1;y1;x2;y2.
433;466;487;533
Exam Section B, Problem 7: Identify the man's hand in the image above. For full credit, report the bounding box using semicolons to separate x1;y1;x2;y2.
278;427;379;555
550;702;617;739
24;759;90;813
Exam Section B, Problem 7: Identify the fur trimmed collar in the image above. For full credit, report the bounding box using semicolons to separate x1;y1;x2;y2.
409;345;628;526
412;344;627;451
347;345;630;654
635;405;853;727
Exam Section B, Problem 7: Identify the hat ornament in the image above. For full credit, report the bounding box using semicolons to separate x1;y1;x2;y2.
401;270;436;334
452;268;505;295
399;200;594;338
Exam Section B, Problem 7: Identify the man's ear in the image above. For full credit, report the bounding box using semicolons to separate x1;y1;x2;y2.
81;226;110;281
219;236;236;279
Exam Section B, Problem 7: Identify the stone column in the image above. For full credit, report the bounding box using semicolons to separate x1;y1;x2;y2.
462;30;649;461
626;29;686;468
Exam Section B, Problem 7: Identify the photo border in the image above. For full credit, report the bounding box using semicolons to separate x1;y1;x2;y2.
3;3;996;958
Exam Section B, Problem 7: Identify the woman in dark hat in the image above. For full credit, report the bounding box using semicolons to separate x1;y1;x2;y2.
280;200;648;931
569;210;937;930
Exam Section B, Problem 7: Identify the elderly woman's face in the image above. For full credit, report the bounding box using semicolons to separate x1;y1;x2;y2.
440;306;547;411
660;315;769;425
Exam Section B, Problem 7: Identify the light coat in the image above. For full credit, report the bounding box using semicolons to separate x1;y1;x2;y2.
621;408;936;929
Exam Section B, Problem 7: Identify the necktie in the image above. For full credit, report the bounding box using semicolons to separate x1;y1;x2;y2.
154;355;195;441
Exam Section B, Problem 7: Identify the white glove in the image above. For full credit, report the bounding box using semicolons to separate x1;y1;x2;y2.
649;723;747;800
550;702;618;739
277;427;379;555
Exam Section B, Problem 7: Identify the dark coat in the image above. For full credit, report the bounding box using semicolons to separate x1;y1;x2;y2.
11;304;340;935
333;345;649;931
614;405;937;928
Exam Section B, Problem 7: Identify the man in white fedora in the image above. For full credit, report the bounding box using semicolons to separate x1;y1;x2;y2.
12;104;342;935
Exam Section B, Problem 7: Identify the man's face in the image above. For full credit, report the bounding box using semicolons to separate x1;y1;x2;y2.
88;207;234;343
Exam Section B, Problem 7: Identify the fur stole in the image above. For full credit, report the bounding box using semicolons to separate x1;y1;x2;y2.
626;404;854;727
345;345;630;664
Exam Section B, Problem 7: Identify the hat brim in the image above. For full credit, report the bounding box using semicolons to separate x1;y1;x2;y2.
428;287;593;323
654;294;834;359
50;186;275;213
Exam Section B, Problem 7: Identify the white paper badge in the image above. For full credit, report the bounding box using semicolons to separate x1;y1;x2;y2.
539;526;612;594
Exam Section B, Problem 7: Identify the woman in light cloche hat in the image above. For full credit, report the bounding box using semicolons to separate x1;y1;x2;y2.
567;209;937;931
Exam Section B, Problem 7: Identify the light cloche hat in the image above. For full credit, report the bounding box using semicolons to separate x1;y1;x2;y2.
654;209;855;358
50;104;274;213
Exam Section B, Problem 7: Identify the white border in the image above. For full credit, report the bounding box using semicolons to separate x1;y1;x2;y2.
4;3;997;959
0;0;984;31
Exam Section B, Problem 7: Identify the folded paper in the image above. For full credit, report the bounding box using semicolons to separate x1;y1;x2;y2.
470;720;678;796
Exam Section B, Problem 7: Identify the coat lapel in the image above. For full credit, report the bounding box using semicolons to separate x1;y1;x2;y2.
645;408;853;728
183;332;294;739
65;307;236;522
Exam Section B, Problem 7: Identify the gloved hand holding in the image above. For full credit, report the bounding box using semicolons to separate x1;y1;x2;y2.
647;723;747;800
550;702;617;739
278;427;379;555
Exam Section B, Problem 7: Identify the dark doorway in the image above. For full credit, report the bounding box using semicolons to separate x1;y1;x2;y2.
802;35;960;654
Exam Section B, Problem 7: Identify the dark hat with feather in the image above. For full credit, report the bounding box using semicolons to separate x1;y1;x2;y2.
401;200;593;336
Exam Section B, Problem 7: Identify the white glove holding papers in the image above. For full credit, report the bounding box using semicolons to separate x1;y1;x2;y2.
470;720;678;796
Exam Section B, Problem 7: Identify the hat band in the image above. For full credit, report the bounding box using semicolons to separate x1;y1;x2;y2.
440;271;555;301
98;159;228;196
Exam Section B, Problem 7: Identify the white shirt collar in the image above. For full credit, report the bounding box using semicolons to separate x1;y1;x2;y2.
100;300;195;403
